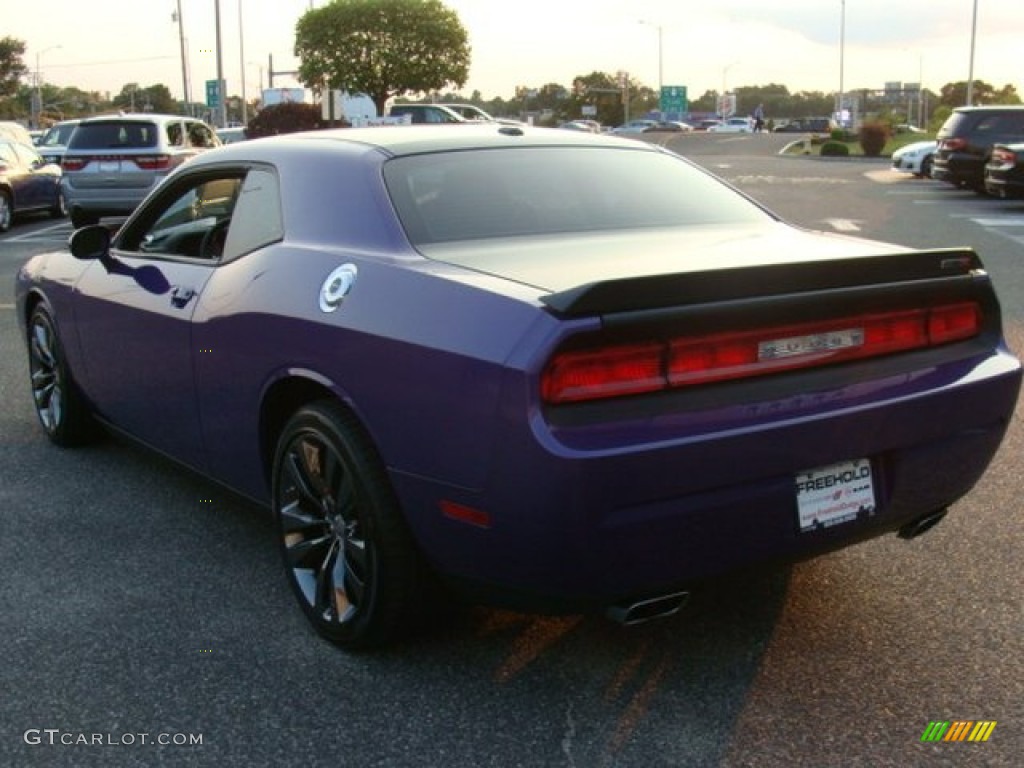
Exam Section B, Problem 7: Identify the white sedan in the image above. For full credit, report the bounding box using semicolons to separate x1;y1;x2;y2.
612;119;660;135
708;117;752;133
891;140;937;178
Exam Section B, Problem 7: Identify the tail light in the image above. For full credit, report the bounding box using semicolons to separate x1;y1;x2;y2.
61;157;87;171
991;147;1017;167
941;137;968;152
542;303;981;404
133;155;171;170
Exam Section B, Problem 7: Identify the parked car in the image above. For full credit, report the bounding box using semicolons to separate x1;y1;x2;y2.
696;119;724;131
0;121;35;146
643;120;694;133
216;126;247;144
36;118;81;165
61;113;220;228
558;120;599;133
387;103;467;124
774;118;836;135
932;106;1024;192
709;117;752;133
891;140;937;178
612;119;659;134
437;103;523;125
0;139;66;231
17;125;1021;650
983;142;1024;198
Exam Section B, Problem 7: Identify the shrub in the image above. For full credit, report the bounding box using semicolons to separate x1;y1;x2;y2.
246;102;331;139
820;141;850;157
858;122;889;157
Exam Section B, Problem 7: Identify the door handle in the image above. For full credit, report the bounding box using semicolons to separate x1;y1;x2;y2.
170;286;196;308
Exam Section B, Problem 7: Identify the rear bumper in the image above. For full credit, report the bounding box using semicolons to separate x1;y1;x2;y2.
932;154;982;187
395;349;1021;613
63;181;155;215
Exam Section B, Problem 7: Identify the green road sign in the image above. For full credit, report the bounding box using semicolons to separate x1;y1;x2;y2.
660;85;688;115
205;79;221;109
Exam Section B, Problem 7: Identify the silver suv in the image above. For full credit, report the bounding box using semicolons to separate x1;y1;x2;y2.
62;113;219;228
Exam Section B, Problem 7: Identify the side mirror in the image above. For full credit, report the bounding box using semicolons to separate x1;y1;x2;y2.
69;225;111;261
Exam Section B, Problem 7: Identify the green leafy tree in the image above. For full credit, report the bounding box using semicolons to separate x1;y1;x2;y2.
0;36;28;117
0;37;27;100
939;80;1021;107
112;83;177;114
246;102;328;138
294;0;470;116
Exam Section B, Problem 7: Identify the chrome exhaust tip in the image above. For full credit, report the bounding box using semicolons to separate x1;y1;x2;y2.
898;508;949;540
607;591;690;626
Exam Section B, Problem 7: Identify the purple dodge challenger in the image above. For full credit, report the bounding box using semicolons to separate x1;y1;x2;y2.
16;125;1021;649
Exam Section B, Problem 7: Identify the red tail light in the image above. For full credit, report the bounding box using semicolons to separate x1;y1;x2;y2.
542;303;981;404
133;155;171;170
61;157;87;171
941;137;968;152
991;147;1017;167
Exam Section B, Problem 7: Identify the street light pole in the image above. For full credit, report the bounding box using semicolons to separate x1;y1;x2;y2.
34;45;61;128
214;0;227;127
838;0;845;126
238;0;247;125
638;20;663;113
967;0;979;105
174;0;190;114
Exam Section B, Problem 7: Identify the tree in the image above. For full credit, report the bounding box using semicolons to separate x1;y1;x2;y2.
246;102;328;138
112;83;177;114
0;36;28;116
294;0;470;116
939;80;1021;108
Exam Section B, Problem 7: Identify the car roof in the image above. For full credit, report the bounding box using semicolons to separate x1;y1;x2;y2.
77;113;202;124
196;124;649;161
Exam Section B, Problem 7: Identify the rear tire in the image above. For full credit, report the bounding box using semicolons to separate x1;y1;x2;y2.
70;208;97;229
50;187;67;218
27;304;99;446
272;400;428;650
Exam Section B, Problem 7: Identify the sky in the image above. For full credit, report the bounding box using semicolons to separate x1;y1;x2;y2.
6;0;1024;105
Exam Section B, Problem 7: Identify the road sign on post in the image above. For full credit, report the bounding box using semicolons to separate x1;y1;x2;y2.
717;92;736;118
659;86;688;118
205;79;222;109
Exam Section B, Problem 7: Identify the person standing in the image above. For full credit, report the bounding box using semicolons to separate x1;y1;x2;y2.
753;103;765;133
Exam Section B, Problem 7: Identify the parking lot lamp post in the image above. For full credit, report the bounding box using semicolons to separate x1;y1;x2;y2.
214;0;228;127
966;0;978;105
173;0;190;113
34;45;61;128
838;0;845;127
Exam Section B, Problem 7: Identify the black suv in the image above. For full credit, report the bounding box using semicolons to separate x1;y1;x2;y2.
932;106;1024;191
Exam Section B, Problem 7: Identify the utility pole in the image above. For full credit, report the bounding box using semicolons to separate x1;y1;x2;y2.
215;0;228;127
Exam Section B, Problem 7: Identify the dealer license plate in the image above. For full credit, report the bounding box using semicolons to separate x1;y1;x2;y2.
98;161;120;173
795;458;876;532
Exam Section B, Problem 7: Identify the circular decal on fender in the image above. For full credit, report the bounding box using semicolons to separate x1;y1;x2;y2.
319;264;358;312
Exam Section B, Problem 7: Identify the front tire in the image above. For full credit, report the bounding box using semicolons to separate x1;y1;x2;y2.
0;190;12;232
920;154;933;178
27;305;98;446
272;401;425;650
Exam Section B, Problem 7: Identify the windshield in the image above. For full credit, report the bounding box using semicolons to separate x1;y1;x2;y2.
384;146;771;247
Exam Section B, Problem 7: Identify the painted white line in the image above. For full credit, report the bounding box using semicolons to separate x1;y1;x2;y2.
969;217;1024;227
0;303;15;309
3;222;70;243
823;218;862;232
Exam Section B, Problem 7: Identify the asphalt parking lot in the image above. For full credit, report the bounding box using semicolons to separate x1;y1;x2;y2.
1;138;1021;767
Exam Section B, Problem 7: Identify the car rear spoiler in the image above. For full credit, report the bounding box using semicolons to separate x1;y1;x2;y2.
540;249;985;318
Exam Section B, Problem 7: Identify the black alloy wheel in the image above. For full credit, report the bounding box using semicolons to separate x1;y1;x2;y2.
27;305;97;446
272;401;425;650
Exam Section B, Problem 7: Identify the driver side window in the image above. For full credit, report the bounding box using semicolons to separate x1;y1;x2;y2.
128;175;243;260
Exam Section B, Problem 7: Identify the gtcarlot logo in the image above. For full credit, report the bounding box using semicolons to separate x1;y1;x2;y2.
24;729;203;747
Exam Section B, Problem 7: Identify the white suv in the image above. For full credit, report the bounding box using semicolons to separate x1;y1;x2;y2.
62;114;219;228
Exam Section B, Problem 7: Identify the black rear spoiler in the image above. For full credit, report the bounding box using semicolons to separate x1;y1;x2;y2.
540;249;984;318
